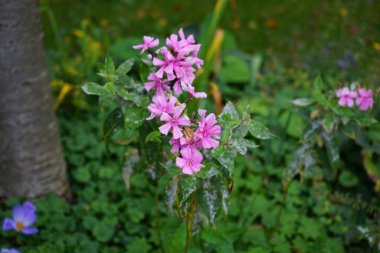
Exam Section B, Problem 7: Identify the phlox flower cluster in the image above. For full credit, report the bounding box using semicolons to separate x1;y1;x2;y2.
133;28;221;175
336;86;374;111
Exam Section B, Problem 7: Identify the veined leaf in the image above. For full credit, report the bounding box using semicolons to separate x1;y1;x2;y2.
82;82;110;96
145;130;161;143
292;98;314;107
117;59;134;76
103;107;124;151
247;119;273;140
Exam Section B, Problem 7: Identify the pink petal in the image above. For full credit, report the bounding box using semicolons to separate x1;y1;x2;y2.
192;149;203;163
177;116;190;126
180;147;193;160
198;109;206;119
190;164;203;173
173;105;185;118
159;123;171;135
132;44;143;50
176;157;187;169
172;126;183;139
182;167;195;175
153;57;164;66
144;81;155;92
151;39;160;47
160;112;172;122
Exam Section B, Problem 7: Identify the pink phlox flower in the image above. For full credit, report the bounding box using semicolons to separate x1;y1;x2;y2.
173;80;183;95
132;36;159;53
178;28;195;46
356;88;374;111
178;67;196;86
175;147;204;175
144;73;171;95
169;137;181;153
153;48;175;80
179;136;201;151
166;28;195;53
159;105;191;139
183;85;207;98
147;95;177;120
336;87;357;108
196;109;221;149
186;55;203;69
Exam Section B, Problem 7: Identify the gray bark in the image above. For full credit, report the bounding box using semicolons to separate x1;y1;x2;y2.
0;0;70;199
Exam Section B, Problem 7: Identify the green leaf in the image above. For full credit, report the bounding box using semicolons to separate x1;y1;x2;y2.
166;175;180;214
221;55;250;83
127;237;151;253
291;98;313;107
339;170;359;187
139;61;151;83
322;113;335;134
73;167;91;183
249;54;263;86
179;175;197;208
222;101;240;120
280;111;305;138
168;223;187;253
82;82;110;96
103;108;124;148
105;56;115;76
200;178;220;223
145;130;161;143
124;106;148;131
213;144;235;176
109;37;140;60
104;82;116;94
298;216;322;239
117;59;134;76
163;161;182;177
92;221;115;243
247;119;273;140
322;132;340;165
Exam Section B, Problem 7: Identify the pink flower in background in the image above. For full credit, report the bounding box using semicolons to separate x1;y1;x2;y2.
144;73;171;95
133;36;159;53
196;109;221;149
147;95;177;120
176;147;204;175
336;87;357;107
356;88;374;111
183;85;207;98
159;105;190;139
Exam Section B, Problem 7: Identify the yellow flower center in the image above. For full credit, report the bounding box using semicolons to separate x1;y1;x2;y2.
16;221;24;231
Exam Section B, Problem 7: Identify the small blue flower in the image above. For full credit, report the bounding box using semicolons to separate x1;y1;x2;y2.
2;201;38;234
1;249;21;253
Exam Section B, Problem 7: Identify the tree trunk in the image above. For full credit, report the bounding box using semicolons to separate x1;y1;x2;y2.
0;0;70;199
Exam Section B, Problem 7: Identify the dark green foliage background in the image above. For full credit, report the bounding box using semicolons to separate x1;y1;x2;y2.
1;0;380;252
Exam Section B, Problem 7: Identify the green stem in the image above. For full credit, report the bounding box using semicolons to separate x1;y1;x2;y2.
184;214;191;253
155;183;166;253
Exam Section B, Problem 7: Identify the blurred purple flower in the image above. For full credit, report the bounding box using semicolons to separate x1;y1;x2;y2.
2;202;38;235
1;249;20;253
